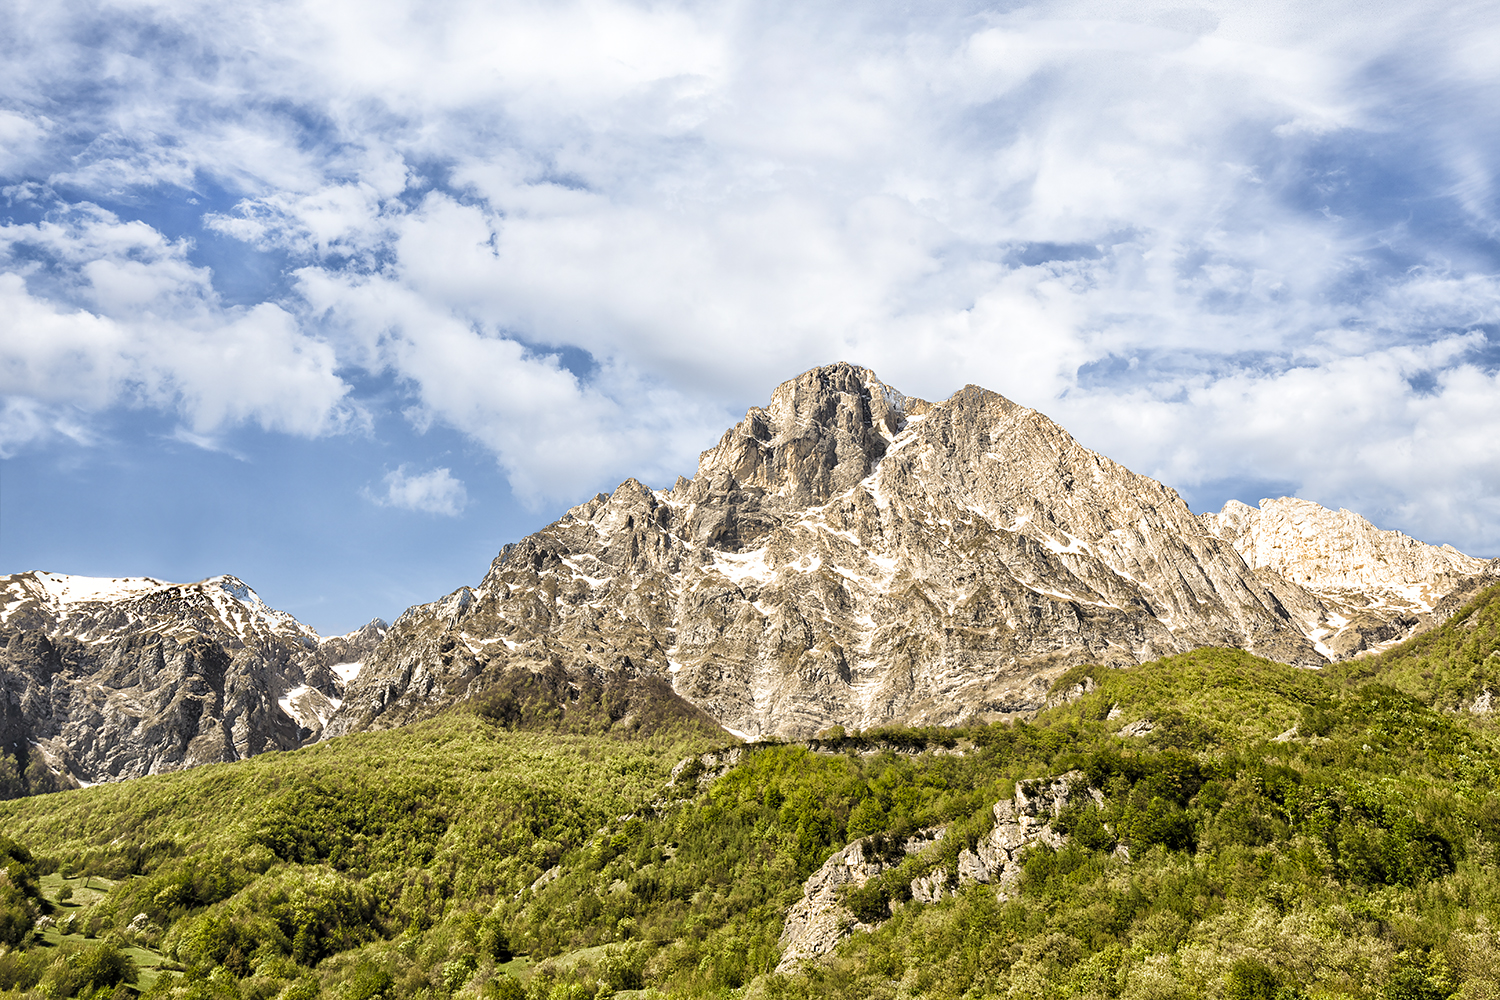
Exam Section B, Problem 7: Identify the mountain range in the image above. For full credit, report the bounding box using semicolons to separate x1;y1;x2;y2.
3;363;1495;786
0;571;384;790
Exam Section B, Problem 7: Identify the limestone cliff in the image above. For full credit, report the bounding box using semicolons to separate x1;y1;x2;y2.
776;771;1097;972
1202;497;1497;658
327;363;1488;743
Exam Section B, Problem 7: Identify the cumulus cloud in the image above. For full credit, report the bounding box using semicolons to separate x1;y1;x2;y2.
372;466;469;516
0;206;358;455
2;0;1499;550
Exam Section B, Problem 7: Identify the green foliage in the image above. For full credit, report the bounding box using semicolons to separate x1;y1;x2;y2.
5;941;141;998
1225;957;1282;1000
470;665;723;740
0;752;24;801
0;834;43;947
485;977;525;1000
440;954;477;992
251;777;450;871
337;961;393;1000
71;940;140;994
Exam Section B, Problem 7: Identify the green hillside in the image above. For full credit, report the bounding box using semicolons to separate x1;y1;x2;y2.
3;595;1500;1000
1331;581;1500;709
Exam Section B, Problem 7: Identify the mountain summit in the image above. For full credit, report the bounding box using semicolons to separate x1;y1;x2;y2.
327;363;1498;741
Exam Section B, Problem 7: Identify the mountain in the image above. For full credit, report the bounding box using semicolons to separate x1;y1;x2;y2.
328;363;1496;742
1330;577;1500;710
1202;496;1495;658
0;571;386;790
7;364;1491;768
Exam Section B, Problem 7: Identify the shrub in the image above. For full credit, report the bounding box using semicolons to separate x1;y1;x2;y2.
1224;958;1282;1000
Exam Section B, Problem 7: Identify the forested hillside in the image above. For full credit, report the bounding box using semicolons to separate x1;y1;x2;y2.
4;592;1500;999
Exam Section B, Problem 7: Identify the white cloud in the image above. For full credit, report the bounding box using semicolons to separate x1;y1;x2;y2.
373;466;469;516
0;206;356;454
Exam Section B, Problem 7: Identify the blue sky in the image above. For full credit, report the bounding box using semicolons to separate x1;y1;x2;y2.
3;0;1499;634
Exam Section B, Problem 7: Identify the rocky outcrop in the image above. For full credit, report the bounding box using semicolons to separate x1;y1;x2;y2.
328;363;1497;742
775;771;1097;971
776;830;945;973
0;572;386;789
1202;498;1498;658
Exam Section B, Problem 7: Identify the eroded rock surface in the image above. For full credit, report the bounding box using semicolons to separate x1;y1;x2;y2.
0;572;385;788
1202;497;1498;658
328;363;1493;742
775;771;1097;971
776;831;945;973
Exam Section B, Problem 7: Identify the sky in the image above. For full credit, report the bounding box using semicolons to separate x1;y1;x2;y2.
2;0;1499;635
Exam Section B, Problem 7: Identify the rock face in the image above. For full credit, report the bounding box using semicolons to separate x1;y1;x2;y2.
0;572;386;790
327;363;1496;742
775;830;944;973
776;771;1095;972
1202;498;1497;658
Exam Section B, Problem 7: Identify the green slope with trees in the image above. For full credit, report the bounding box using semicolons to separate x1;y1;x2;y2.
1330;581;1500;710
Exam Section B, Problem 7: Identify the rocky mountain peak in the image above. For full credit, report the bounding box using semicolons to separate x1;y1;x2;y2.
1200;496;1497;658
0;570;320;651
333;364;1379;741
691;363;923;508
22;363;1459;753
1204;497;1488;599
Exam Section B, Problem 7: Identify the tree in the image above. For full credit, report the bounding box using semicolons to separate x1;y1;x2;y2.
0;753;24;800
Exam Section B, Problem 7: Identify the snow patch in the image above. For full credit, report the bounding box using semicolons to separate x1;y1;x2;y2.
1041;533;1092;556
713;547;775;586
279;684;343;729
1029;586;1121;610
27;572;172;605
561;555;612;588
330;662;363;683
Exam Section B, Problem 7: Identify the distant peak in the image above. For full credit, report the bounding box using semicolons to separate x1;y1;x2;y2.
208;574;261;607
12;571;174;605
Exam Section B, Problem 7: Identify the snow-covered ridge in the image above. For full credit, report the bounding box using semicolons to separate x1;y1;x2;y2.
27;572;174;604
3;571;391;788
0;569;321;644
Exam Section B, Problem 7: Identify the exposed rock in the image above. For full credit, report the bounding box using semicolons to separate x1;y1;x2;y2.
329;364;1495;742
1045;674;1098;709
957;772;1099;891
1202;497;1498;658
0;572;386;788
668;746;747;790
775;770;1099;972
330;363;1367;742
775;830;943;973
12;365;1490;774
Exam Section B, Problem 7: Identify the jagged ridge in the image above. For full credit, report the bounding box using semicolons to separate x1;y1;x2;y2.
0;572;387;789
326;363;1494;742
